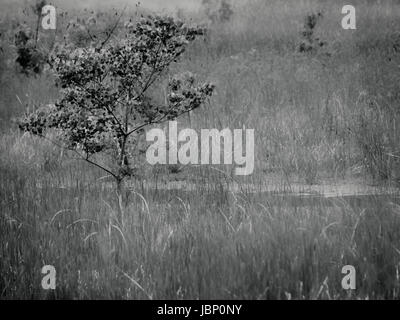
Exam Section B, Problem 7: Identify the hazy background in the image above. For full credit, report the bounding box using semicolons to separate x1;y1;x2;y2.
0;0;202;12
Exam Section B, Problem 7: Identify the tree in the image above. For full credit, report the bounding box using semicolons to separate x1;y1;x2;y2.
18;15;215;221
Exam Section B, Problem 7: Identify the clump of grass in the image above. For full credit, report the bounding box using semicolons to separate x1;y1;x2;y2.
352;94;400;182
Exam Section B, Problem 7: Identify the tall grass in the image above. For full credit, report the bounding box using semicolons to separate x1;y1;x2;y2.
1;0;400;299
1;143;400;299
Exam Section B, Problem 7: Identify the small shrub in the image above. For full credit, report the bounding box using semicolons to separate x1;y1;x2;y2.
202;0;234;24
13;0;49;75
299;11;328;55
14;32;46;75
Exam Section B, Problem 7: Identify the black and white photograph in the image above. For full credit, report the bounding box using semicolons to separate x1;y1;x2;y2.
1;0;400;304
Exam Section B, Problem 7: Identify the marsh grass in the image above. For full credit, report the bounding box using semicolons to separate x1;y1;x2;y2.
2;0;400;299
2;157;400;299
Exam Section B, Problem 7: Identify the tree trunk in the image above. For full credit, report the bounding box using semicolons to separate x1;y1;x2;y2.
116;179;125;224
116;135;129;224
